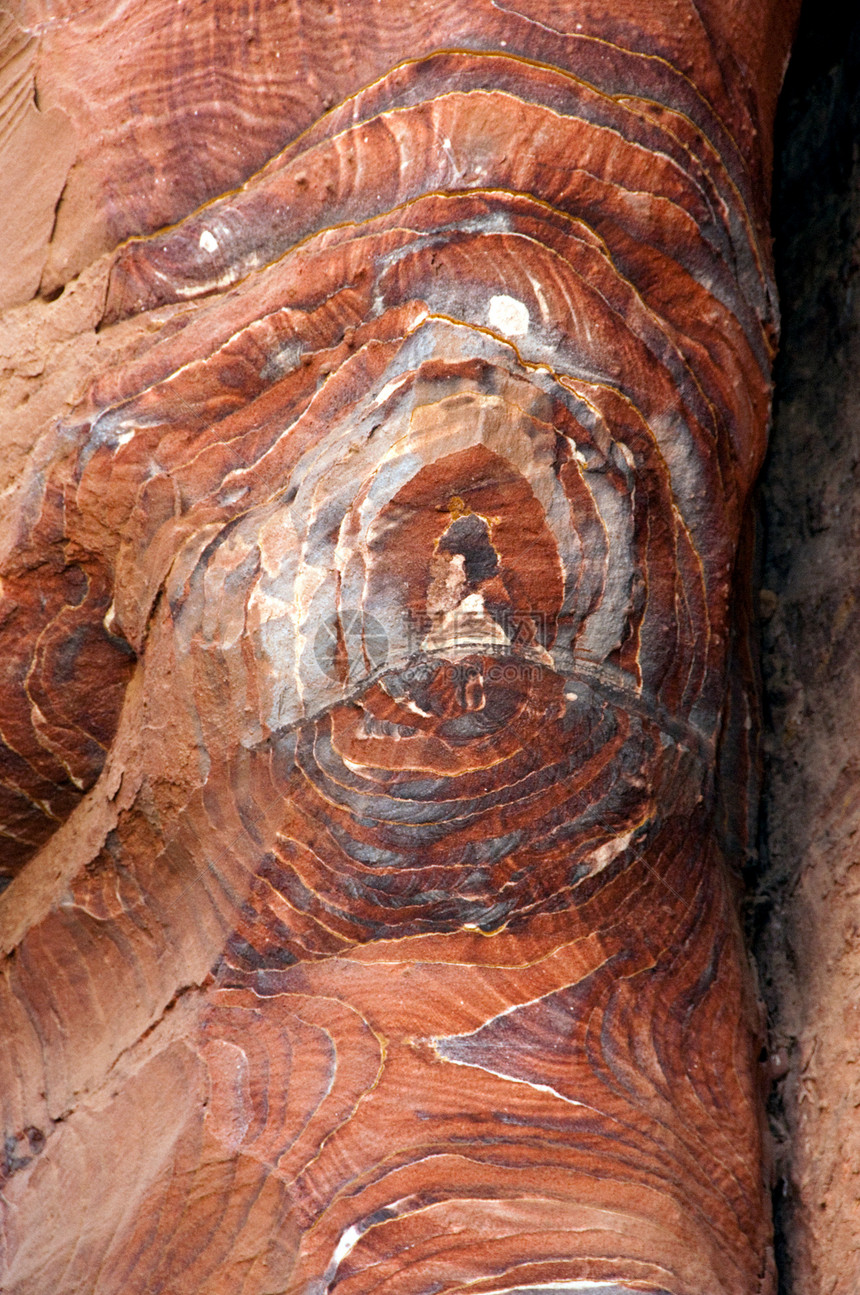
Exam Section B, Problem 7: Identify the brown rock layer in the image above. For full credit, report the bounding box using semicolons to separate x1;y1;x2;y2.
0;3;799;1293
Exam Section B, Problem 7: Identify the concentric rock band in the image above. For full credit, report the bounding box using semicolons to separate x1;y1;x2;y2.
0;2;800;1292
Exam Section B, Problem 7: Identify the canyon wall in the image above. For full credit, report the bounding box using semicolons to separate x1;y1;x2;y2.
0;3;801;1292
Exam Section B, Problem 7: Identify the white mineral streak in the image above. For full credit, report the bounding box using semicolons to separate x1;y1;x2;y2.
324;1199;414;1288
586;828;636;874
435;993;594;1108
488;293;530;338
482;1285;630;1293
435;1051;587;1110
524;270;551;324
370;374;411;408
323;1210;620;1294
329;1223;363;1272
175;270;240;295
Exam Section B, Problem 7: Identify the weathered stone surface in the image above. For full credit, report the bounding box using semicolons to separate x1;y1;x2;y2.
759;15;860;1292
0;12;74;311
0;3;799;1292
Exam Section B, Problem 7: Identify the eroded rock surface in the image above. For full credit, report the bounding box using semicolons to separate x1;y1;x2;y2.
759;13;860;1292
0;3;799;1292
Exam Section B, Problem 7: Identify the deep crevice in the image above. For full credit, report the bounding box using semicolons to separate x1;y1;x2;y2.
758;4;860;1290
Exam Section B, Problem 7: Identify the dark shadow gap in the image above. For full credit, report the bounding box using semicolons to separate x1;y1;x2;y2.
758;4;860;1291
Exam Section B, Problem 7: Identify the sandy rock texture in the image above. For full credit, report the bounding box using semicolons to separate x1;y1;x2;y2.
0;2;800;1293
759;10;860;1292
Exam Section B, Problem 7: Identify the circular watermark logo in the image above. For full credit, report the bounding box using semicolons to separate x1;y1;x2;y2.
312;609;389;682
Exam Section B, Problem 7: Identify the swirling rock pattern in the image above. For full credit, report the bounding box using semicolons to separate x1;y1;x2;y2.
0;2;799;1293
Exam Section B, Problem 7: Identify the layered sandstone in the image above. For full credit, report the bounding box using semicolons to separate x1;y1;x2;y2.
0;3;799;1293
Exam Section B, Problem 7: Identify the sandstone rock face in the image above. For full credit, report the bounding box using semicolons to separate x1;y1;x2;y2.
759;16;860;1293
0;3;798;1293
